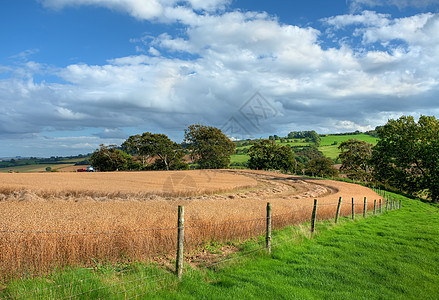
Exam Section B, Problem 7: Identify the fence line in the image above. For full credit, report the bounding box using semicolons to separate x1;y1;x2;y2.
0;202;355;235
11;269;169;299
3;191;399;299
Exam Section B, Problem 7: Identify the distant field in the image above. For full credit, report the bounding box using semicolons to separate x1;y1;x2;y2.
320;133;378;146
0;158;85;173
319;134;378;160
233;133;378;163
230;154;250;164
0;163;77;173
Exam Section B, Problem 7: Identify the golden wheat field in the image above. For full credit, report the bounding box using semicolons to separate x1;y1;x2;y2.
0;170;381;280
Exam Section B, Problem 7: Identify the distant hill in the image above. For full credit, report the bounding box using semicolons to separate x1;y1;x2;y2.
0;155;91;173
231;132;378;167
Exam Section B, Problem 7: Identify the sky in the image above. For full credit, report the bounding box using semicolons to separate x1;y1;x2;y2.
1;0;439;157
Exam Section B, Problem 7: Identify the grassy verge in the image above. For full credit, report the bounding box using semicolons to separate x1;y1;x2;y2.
2;193;438;299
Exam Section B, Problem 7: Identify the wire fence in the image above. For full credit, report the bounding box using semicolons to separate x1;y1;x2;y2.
1;190;401;299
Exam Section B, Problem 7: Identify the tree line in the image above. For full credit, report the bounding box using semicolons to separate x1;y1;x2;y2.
90;124;235;172
245;115;439;202
90;115;439;202
338;115;439;202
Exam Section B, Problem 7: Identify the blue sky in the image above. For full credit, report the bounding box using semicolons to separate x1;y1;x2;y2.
1;0;439;157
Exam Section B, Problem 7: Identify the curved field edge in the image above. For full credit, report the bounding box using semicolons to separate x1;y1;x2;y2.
0;170;259;199
0;170;381;282
2;194;438;299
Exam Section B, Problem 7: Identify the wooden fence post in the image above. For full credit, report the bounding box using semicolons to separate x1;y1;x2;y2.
399;200;402;209
335;197;342;224
266;202;272;254
363;197;367;218
311;199;318;233
176;206;184;280
351;198;355;221
373;199;376;216
385;199;388;212
379;199;382;214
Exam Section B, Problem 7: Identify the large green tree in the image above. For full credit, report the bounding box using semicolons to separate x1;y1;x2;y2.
305;157;339;178
184;125;235;169
371;115;439;202
338;139;373;182
90;144;135;172
121;134;149;168
122;133;188;171
248;140;296;173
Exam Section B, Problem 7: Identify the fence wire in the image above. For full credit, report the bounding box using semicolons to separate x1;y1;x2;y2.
3;194;396;299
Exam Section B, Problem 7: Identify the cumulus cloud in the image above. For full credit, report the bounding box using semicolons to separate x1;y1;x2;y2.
2;4;439;156
40;0;230;22
349;0;439;12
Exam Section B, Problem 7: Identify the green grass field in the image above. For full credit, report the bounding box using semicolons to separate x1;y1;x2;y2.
319;133;378;146
319;134;378;160
233;133;379;162
3;193;438;299
230;154;250;164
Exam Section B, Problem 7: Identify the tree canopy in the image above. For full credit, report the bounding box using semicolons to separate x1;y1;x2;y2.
338;139;373;182
184;124;235;169
287;131;321;146
122;132;188;171
371;115;439;202
90;144;136;172
248;140;296;173
305;157;338;178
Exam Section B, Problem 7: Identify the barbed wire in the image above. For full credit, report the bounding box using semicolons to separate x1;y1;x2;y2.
126;276;179;300
2;194;396;299
8;269;168;300
61;272;169;300
0;201;358;235
10;275;98;299
184;217;266;229
122;274;175;299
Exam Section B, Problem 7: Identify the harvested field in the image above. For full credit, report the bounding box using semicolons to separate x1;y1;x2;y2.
0;170;382;280
0;170;257;198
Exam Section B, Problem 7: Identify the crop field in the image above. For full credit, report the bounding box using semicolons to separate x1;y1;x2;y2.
0;170;380;281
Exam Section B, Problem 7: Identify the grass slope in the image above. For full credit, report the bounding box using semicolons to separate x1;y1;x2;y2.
233;133;378;163
319;133;378;146
170;195;439;299
319;134;378;160
3;194;438;299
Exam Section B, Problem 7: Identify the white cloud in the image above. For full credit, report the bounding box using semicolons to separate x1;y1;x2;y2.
349;0;439;12
40;0;230;21
360;13;435;45
322;10;391;30
2;6;439;156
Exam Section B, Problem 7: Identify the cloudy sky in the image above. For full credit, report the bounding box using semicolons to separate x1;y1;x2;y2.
1;0;439;157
